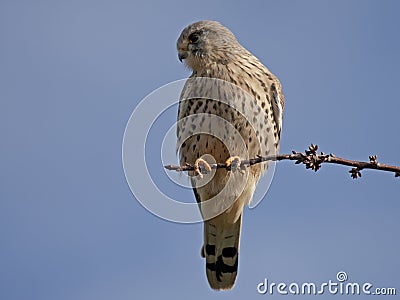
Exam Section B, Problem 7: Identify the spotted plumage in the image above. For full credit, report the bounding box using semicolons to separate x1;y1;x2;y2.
176;20;284;290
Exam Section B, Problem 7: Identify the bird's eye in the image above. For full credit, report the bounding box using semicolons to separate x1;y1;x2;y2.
188;33;200;44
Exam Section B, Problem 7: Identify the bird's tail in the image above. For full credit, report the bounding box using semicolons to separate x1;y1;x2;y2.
201;213;242;290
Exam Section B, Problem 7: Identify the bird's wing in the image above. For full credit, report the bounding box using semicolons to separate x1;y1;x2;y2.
270;80;284;140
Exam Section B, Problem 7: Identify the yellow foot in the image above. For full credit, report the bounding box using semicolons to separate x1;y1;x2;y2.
225;156;245;174
193;158;212;179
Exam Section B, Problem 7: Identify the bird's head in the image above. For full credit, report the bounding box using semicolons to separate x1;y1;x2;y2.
177;21;241;71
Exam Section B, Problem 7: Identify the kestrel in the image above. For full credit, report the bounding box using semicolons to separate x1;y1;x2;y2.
176;21;284;290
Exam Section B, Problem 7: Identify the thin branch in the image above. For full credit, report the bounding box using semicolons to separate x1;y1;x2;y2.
164;144;400;179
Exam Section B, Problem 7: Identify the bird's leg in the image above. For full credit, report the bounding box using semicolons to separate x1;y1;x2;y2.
225;156;245;174
193;158;212;179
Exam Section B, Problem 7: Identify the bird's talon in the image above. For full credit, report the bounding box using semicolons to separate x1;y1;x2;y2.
194;158;212;178
225;156;243;173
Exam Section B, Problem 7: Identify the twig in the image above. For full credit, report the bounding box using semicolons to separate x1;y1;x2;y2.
164;144;400;179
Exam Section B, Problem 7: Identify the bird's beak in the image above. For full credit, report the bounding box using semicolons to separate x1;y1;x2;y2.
178;50;188;62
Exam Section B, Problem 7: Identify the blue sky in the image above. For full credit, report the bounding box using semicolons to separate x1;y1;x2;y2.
1;0;399;299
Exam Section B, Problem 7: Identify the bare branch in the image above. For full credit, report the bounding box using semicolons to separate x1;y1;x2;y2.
164;144;400;179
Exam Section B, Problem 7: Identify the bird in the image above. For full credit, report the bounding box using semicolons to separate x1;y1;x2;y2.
176;20;284;290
